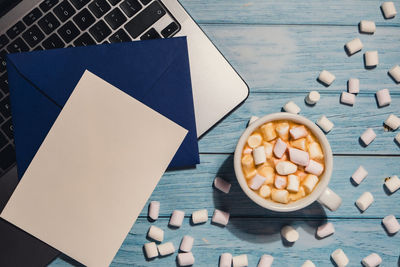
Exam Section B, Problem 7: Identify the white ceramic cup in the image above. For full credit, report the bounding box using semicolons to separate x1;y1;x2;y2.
234;113;342;212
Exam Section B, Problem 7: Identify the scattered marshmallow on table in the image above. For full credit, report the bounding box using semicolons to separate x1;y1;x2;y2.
214;177;231;194
303;174;319;194
362;253;382;267
192;209;208;224
340;92;356;105
305;160;324;176
384;114;400;130
301;260;316;267
360;128;376;146
177;252;195;266
219;253;233;267
316;222;335;238
276;161;298;175
351;166;368;185
356;192;374;212
158;242;175;256
345;38;363;55
148;201;160;221
283;101;301;114
281;225;299;243
389;65;400;83
348;78;360;94
382;214;400;234
364;51;379;67
331;248;349;267
257;254;274;267
169;210;185;228
144;242;158;259
376;88;391;107
316;115;334;133
385;175;400;193
289;148;309;166
250;174;267;190
396;132;400;144
253;146;266;165
305;91;320;105
273;138;287;158
147;225;164;242
232;254;248;267
180;235;194;252
248;116;259;126
212;209;230;226
381;2;397;19
318;70;336;86
359;20;376;34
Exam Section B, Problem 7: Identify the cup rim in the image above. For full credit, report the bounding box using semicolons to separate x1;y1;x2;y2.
234;113;333;212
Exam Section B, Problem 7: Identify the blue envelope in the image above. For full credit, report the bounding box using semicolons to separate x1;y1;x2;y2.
7;37;199;179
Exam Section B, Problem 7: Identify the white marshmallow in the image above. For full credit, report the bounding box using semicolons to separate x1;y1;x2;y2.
276;161;298;175
360;128;376;146
148;201;160;221
247;133;263;148
376;88;391;107
248;116;259;126
316;115;334;133
273;138;287;158
303;174;319;194
287;174;300;192
318;70;336;86
331;249;349;267
305;91;320;105
158;242;175;256
232;254;248;267
261;123;277;141
250;174;267;190
214;177;231;194
220;253;233;267
396;132;400;144
345;38;363;55
362;253;382;267
381;2;397;19
281;225;299;243
290;126;308;140
177;252;195;266
389;65;400;83
356;192;374;211
259;185;272;198
289;148;309;166
382;214;400;234
283;101;301;114
212;209;230;226
305;160;324;176
147;225;164;242
359;20;376;33
308;142;323;160
271;189;289;203
144;242;158;259
316;222;335;238
169;210;185;228
385;175;400;193
257;254;274;267
274;175;288;189
180;235;194;252
318;187;342;211
348;78;360;94
340;92;356;105
365;51;379;67
351;165;368;185
192;209;208;224
253;146;266;165
384;114;400;130
276;122;290;140
301;260;316;267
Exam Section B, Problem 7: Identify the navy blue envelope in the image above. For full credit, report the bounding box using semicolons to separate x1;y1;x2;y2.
7;37;199;179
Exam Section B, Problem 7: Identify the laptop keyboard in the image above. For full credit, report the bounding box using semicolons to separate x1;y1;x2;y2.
0;0;181;176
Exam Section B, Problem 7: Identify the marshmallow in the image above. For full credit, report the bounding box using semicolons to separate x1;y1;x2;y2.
381;2;397;18
316;222;335;238
250;174;267;190
144;242;158;259
382;214;400;234
180;235;194;252
276;161;298;175
147;225;164;242
376;88;391;107
214;177;231;194
385;175;400;193
158;242;175;256
389;65;400;83
261;122;277;141
177;252;195;266
318;187;342;211
169;210;185;228
242;154;255;170
359;20;376;33
348;78;360;94
318;70;336;86
290;126;308;140
316;115;334;133
248;116;259;126
305;91;320;105
356;192;374;211
345;38;363;55
253;146;266;165
244;168;257;180
212;209;230;226
271;189;289;203
351;165;368;185
243;148;252;154
263;142;273;158
303;174;319;194
247;133;263;148
283;101;301;114
364;51;379;67
291;138;306;151
274;175;288;189
232;254;248;267
148;201;160;221
287;174;300;192
362;253;382;267
257;165;275;184
301;260;316;267
305;160;324;176
331;249;349;267
385;114;400;130
276;122;290;140
273;138;287;158
219;253;233;267
257;254;274;267
259;185;272;198
360;128;376;146
281;225;299;243
192;209;208;224
308;142;323;160
340;92;356;106
396;132;400;144
289;148;309;166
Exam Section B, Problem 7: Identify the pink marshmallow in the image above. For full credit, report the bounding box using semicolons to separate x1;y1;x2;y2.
340;92;356;105
289;126;308;140
289;148;310;166
273;138;287;158
360;128;376;146
212;209;230;226
376;89;391;107
305;160;324;176
249;174;266;190
214;177;231;194
351;166;368;185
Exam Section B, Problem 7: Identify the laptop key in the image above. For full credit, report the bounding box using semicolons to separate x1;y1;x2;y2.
0;144;16;170
7;38;29;53
0;51;7;73
88;0;111;18
6;22;26;40
22;25;45;48
140;0;152;5
73;8;96;31
0;75;8;95
70;0;90;10
42;34;65;49
109;28;131;43
1;119;13;140
57;21;80;43
34;46;44;51
0;131;7;149
73;33;96;46
161;22;179;38
120;0;142;17
0;35;9;50
124;1;165;39
105;8;127;30
140;28;160;40
108;0;122;5
23;8;43;26
39;0;60;12
0;96;11;118
89;20;112;42
38;13;61;34
54;0;76;22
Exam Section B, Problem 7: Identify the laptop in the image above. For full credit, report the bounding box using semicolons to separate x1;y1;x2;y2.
0;0;249;265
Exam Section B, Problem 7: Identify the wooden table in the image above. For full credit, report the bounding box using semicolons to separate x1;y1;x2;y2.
51;0;400;266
